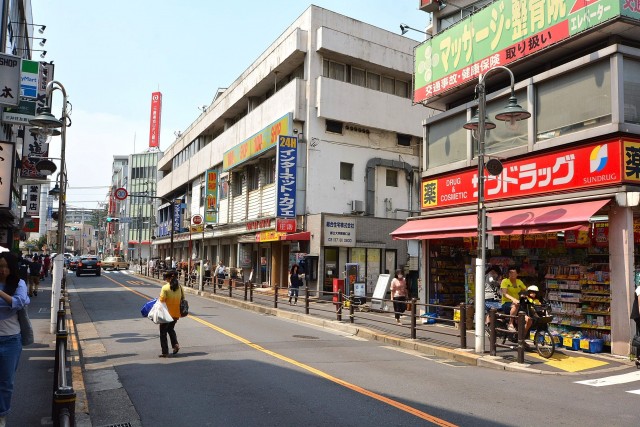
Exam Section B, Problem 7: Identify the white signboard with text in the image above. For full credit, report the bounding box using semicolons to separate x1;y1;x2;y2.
323;216;356;247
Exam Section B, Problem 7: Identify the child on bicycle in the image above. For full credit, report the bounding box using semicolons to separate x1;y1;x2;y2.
522;285;543;336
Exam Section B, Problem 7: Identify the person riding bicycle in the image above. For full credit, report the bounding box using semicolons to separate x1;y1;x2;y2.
500;267;527;332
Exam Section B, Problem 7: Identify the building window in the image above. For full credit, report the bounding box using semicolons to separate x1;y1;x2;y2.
340;162;353;181
381;76;395;94
624;58;640;125
367;72;380;90
326;119;343;134
247;165;260;191
263;158;276;185
397;134;412;147
427;112;468;169
200;183;205;207
351;67;366;87
323;59;346;82
536;60;611;141
395;80;409;98
386;169;398;187
232;172;244;196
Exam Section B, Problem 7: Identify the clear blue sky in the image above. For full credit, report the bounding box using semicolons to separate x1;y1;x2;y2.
32;1;428;209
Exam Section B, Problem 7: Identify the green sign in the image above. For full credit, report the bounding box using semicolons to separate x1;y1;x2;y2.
414;0;636;103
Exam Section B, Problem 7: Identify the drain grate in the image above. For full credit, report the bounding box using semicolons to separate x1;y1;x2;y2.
293;335;319;340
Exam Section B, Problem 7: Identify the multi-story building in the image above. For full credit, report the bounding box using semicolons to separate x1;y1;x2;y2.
154;6;427;295
400;1;640;356
107;155;128;257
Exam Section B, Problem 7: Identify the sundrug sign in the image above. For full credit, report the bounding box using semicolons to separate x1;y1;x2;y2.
421;139;627;210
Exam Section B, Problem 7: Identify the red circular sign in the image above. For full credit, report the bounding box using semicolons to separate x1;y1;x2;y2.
114;188;128;201
192;214;203;225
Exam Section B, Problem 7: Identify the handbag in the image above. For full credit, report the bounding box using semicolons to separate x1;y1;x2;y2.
141;298;157;318
148;300;174;324
180;287;189;317
18;306;34;346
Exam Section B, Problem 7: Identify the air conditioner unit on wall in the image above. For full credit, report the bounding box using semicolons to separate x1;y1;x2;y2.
351;200;364;213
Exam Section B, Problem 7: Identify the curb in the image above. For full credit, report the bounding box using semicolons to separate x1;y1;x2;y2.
138;274;634;375
65;294;92;426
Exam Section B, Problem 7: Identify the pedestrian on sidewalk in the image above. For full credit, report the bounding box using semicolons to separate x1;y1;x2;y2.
288;264;303;305
28;255;42;297
157;270;182;358
215;261;226;289
390;269;408;324
0;252;30;427
42;255;51;278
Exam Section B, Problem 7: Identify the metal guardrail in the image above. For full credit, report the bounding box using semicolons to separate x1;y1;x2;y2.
487;308;526;363
53;297;75;427
179;280;470;349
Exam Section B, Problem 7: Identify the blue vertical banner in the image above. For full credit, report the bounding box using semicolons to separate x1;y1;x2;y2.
173;200;182;232
276;135;297;218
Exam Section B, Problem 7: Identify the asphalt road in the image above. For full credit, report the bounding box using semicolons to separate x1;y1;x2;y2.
68;271;640;427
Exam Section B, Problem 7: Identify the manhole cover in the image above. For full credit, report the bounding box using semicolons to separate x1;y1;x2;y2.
293;335;319;340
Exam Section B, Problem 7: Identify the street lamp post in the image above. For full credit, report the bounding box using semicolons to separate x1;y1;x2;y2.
463;66;531;353
29;80;70;334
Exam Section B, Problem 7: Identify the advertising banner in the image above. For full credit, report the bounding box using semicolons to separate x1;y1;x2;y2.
148;92;162;148
422;139;624;209
205;168;218;223
223;113;292;171
414;0;631;103
0;53;21;107
276;135;297;218
323;216;356;247
3;60;42;125
20;127;49;179
25;184;40;216
0;141;14;209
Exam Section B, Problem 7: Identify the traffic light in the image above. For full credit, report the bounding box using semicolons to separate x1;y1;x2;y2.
106;217;120;223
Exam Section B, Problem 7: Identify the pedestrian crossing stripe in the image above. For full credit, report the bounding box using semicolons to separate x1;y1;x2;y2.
126;281;145;285
528;352;608;372
575;371;640;387
627;389;640;395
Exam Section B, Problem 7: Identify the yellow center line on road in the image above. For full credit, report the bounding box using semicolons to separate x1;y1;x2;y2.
102;274;457;426
189;315;458;427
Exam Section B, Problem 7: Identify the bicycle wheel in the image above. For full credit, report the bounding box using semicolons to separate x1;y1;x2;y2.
534;329;555;358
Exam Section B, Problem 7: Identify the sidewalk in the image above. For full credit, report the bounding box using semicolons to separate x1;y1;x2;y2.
9;275;90;427
169;276;635;375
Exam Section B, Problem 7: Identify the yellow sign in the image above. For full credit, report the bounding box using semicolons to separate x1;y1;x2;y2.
257;230;286;242
422;180;438;208
190;225;204;233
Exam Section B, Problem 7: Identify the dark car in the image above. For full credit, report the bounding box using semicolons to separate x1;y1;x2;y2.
76;255;101;277
68;256;81;271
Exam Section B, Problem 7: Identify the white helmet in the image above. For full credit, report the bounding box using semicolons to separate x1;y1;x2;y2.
527;285;539;292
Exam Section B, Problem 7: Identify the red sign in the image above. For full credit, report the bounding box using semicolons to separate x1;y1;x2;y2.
276;218;296;232
246;219;272;231
148;92;162;148
191;214;203;225
23;217;40;233
422;139;624;210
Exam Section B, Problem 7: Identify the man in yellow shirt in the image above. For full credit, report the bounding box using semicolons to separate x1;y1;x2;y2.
500;267;526;332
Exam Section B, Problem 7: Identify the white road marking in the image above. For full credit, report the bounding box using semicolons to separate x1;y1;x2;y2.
575;371;640;387
626;389;640;395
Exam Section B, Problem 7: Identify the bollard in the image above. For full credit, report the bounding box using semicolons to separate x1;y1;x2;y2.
52;386;76;427
489;308;497;356
459;303;467;349
213;278;217;294
349;292;355;324
249;282;254;302
337;292;342;322
274;285;279;308
517;311;526;364
244;281;248;301
411;298;417;339
304;286;309;315
229;280;233;298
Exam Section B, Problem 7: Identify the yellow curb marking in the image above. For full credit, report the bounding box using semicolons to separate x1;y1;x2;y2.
528;352;608;372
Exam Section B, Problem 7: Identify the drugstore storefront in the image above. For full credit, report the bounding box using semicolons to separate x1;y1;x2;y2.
393;138;640;356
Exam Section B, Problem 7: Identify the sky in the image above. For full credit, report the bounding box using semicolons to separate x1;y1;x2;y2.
31;0;429;210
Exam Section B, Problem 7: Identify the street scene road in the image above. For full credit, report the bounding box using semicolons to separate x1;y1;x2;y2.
64;272;640;427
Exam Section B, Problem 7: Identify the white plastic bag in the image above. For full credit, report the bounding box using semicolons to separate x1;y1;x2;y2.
148;300;174;324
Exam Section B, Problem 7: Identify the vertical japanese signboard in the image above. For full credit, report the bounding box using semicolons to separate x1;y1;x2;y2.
0;53;20;107
276;135;297;218
205;168;218;224
414;0;635;103
0;142;14;208
173;200;183;232
26;184;40;216
149;92;162;148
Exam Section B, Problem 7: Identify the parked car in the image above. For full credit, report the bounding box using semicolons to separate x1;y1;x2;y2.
101;256;130;271
68;256;81;271
76;255;101;276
